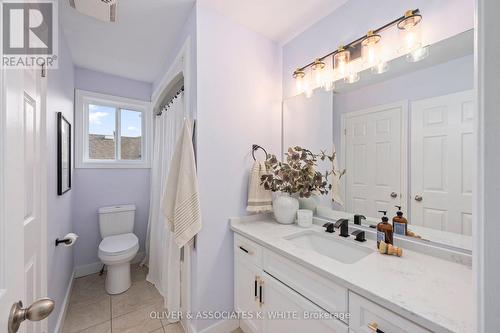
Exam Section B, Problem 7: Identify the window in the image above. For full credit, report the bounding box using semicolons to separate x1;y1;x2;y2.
76;90;151;168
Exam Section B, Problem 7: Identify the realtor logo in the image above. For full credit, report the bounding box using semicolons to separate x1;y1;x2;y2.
2;0;58;68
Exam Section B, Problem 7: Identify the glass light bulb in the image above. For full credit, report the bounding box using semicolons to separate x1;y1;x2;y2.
334;47;350;79
398;13;423;55
312;59;326;88
293;69;306;94
295;75;304;94
362;32;381;68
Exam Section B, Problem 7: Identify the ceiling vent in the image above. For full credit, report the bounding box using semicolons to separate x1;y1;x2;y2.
69;0;117;23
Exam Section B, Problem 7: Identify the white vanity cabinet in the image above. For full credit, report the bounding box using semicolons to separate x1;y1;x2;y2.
234;234;347;333
234;233;435;333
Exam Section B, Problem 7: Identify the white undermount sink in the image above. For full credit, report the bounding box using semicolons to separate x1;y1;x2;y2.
285;231;373;264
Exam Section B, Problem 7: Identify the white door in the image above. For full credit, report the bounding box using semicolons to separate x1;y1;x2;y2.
344;102;406;219
0;65;52;333
261;274;348;333
411;90;474;235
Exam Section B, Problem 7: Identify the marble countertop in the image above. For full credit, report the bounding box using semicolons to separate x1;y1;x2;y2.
230;214;473;333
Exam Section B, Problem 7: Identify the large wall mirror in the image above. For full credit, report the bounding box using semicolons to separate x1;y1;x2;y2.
282;30;474;252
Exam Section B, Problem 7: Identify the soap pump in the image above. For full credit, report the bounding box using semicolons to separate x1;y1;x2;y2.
376;210;393;249
392;206;408;236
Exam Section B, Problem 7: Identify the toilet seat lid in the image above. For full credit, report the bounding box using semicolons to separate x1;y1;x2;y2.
99;233;138;255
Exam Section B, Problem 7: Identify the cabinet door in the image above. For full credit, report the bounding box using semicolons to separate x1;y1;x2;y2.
261;274;348;333
235;258;263;333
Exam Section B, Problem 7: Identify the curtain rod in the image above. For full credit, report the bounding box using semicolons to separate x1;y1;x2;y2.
156;85;185;116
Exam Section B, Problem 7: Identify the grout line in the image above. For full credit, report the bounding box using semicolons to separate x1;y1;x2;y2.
110;294;113;333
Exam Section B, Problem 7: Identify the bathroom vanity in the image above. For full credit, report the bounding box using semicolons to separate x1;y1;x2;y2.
231;214;472;333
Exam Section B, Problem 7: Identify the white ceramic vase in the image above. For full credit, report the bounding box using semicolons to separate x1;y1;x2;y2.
273;194;299;224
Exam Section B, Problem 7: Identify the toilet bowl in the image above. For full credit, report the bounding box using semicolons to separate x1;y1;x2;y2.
97;204;138;294
98;233;139;294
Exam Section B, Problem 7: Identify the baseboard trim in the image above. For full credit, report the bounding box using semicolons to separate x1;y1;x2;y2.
74;251;145;278
197;319;239;333
54;268;75;333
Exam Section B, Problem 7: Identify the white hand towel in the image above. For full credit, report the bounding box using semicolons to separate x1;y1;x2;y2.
247;160;273;213
331;144;344;206
162;119;201;248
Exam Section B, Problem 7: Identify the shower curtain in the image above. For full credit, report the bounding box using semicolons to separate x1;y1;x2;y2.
144;92;185;319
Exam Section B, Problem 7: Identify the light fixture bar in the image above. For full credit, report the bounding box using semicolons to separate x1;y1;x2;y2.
294;8;420;73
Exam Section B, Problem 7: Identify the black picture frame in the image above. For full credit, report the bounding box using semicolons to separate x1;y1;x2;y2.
57;112;71;195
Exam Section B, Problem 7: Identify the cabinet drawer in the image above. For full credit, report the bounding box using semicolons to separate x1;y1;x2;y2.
234;234;263;268
349;292;431;333
263;273;348;333
262;249;348;323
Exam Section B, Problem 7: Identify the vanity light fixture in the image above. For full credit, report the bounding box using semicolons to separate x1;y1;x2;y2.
292;68;306;94
312;58;326;88
292;8;427;95
398;9;429;62
333;46;350;79
361;31;381;66
362;30;389;74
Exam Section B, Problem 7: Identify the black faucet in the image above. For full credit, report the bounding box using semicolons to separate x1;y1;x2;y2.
323;222;335;233
354;214;366;225
351;230;366;242
334;219;349;237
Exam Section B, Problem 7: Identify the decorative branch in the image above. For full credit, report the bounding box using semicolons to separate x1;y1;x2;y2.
261;146;346;199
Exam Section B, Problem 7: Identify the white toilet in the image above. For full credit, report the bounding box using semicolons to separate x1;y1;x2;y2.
98;204;139;294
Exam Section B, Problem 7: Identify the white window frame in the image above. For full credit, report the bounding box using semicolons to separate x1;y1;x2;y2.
75;89;152;168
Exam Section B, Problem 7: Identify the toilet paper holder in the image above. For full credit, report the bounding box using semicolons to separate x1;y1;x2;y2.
55;233;78;247
55;238;71;246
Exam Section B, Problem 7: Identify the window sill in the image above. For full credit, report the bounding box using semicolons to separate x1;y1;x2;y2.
75;161;151;169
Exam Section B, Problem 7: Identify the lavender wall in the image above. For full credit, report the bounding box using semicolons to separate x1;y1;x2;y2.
282;0;474;98
332;55;474;156
74;67;152;101
194;4;282;331
153;6;197;119
73;69;152;267
72;169;151;266
46;28;75;332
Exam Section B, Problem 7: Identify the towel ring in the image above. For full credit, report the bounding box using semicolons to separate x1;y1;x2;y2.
252;144;268;161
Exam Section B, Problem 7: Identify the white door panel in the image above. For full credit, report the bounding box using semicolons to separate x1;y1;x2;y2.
344;103;406;219
411;90;474;235
0;66;49;333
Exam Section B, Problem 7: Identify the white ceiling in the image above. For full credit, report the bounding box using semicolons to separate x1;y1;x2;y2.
60;0;195;83
200;0;348;44
60;0;347;83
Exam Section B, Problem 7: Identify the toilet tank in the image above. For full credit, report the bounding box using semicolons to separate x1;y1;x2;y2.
98;204;136;238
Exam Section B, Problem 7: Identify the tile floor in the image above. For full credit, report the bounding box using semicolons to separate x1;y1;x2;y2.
62;264;244;333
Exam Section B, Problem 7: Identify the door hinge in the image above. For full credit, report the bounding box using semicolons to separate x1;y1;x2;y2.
41;63;46;78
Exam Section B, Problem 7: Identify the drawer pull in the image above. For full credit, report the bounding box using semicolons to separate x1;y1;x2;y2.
368;322;385;333
238;246;253;255
254;276;259;300
259;281;264;306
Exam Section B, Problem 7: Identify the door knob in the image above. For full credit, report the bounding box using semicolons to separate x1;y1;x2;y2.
415;195;423;202
390;192;398;198
8;298;54;333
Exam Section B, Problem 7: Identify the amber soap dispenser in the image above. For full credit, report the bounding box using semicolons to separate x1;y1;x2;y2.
393;205;408;236
377;210;393;248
